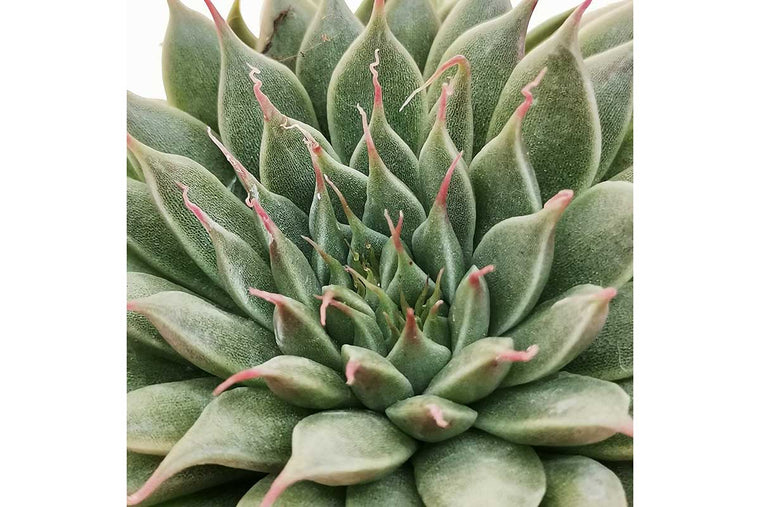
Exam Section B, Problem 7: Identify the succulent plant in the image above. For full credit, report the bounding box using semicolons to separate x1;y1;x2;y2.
127;0;633;505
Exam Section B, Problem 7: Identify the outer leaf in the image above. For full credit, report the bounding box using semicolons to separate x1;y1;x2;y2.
355;0;374;24
127;91;235;187
524;6;573;53
127;378;218;455
610;164;632;183
154;481;253;506
540;456;627;507
313;145;369;223
541;181;633;301
126;387;311;505
488;1;602;202
579;0;633;58
345;466;423;506
227;0;258;48
206;0;317;176
309;154;349;285
327;0;426;161
604;120;632;180
564;281;633;381
474;372;633;446
386;0;439;70
259;410;417;505
472;190;573;336
603;461;633;505
239;474;345;506
127;291;280;379
413;430;546;507
127;346;209;393
297;0;364;133
423;0;512;79
385;394;476;442
342;344;414;410
162;0;221;130
258;0;317;70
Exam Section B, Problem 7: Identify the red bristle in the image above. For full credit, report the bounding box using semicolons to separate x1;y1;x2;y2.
345;359;360;386
543;189;574;211
176;181;212;234
247;65;278;121
213;368;263;396
427;404;450;428
260;474;294;507
356;104;378;158
319;291;334;326
369;48;383;108
206;127;257;201
126;301;138;312
572;0;593;24
597;287;618;302
436;82;453;124
403;307;418;339
251;199;277;236
469;265;495;285
496;344;539;363
202;0;226;31
383;209;404;251
516;67;547;119
400;54;470;112
248;288;285;306
434;151;464;208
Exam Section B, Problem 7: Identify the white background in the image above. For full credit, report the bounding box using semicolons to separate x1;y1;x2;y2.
1;0;759;506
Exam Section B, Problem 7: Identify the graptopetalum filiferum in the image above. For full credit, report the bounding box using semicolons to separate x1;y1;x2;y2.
127;0;633;505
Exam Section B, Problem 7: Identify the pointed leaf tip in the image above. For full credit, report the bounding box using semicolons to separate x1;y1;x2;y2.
206;127;258;204
384;209;405;251
618;416;634;437
369;48;383;107
357;104;377;157
574;0;593;24
247;68;278;122
401;54;470;112
319;291;335;326
516;67;548;119
175;181;212;233
248;287;285;305
434;151;464;208
496;344;540;363
598;287;618;302
213;368;263;396
403;307;417;336
427;404;450;428
345;359;360;385
251;199;277;236
436;82;454;123
469;265;495;285
126;300;138;312
202;0;226;31
543;189;575;211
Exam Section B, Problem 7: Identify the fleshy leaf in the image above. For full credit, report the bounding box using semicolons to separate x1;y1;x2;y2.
127;91;235;187
579;0;633;57
127;291;280;379
386;0;439;70
251;201;321;313
541;181;633;301
385;394;476;442
602;461;633;505
239;474;345;506
126;387;311;505
304;238;353;288
488;0;602;201
425;337;538;404
469;69;544;243
154;481;254;506
320;295;388;355
127;346;209;393
355;0;374;24
250;289;343;370
587;41;634;182
350;50;421;196
502;285;616;387
312;145;369;223
327;0;426;161
423;0;512;79
413;430;546;507
178;184;276;330
540;455;627;507
126;136;269;279
564;281;633;381
609;164;632;183
448;265;492;353
226;0;258;48
384;211;435;308
387;308;451;393
604;119;632;180
472;189;573;336
421;299;450;348
474;372;633;446
127;378;218;455
431;0;537;153
417;84;476;261
259;410;417;505
345;465;423;506
162;0;221;130
258;0;317;70
524;6;574;52
412;152;466;303
214;355;357;409
206;0;317;176
346;267;403;347
341;344;414;410
297;0;364;133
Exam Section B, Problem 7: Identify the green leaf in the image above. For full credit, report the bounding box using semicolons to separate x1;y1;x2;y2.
432;0;536;153
349;51;421;196
422;300;450;348
176;185;276;330
355;0;374;24
540;456;627;507
226;0;258;48
321;294;388;355
127;91;235;187
448;265;491;353
413;430;546;507
127;452;251;507
213;355;358;409
154;481;253;506
206;0;317;175
541;181;633;301
126;387;311;505
297;0;363;133
502;285;615;387
604;120;632;181
345;465;423;506
327;0;426;161
488;1;602;202
386;0;439;70
314;147;369;223
587;41;634;182
127;378;218;455
387;308;451;393
564;281;633;381
259;410;417;504
127;345;209;393
609;164;632;183
425;337;538;404
579;0;633;58
342;344;414;410
309;157;349;285
423;0;512;79
385;394;476;442
412;153;466;302
524;6;574;53
474;372;633;446
239;474;345;506
469;72;543;243
603;461;633;505
258;0;317;70
127;179;235;309
162;0;221;130
250;289;343;371
127;291;280;379
472;190;573;336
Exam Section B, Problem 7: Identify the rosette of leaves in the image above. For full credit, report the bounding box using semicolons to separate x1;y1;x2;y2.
127;0;634;505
